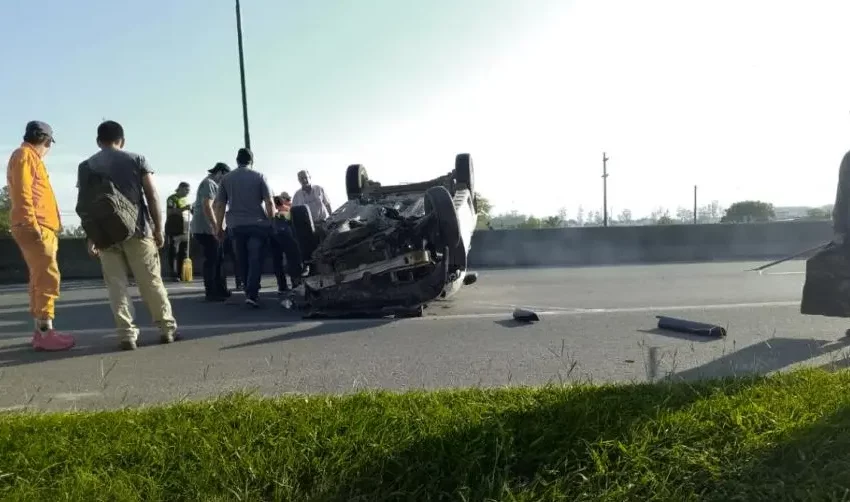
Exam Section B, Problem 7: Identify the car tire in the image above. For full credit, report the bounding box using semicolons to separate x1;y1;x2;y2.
454;153;474;195
291;205;317;259
346;164;369;200
424;186;461;249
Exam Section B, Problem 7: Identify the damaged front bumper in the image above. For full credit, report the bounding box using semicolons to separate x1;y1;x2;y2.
299;249;450;312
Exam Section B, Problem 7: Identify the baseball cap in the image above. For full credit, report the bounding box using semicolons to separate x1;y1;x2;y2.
279;191;291;200
208;162;231;174
25;121;56;143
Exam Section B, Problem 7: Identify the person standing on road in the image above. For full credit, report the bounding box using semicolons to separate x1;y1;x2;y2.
6;121;75;351
191;162;231;301
291;170;332;224
213;148;275;307
78;120;179;350
270;191;302;291
164;182;192;281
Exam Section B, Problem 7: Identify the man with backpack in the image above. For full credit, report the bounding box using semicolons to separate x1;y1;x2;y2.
165;182;192;281
6;121;75;351
76;120;178;350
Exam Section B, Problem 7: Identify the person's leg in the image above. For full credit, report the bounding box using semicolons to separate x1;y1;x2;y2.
165;237;180;280
11;227;74;350
176;235;188;278
195;234;219;300
269;232;286;292
211;236;229;297
123;236;179;345
225;231;243;290
243;226;267;304
98;244;140;349
232;227;252;299
280;224;303;286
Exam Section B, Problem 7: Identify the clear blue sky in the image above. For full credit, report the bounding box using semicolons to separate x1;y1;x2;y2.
3;0;850;225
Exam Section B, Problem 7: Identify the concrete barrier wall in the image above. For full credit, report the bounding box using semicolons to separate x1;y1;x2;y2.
0;220;834;284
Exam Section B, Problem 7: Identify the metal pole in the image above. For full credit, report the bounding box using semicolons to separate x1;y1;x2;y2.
693;185;698;224
235;0;251;150
602;152;609;227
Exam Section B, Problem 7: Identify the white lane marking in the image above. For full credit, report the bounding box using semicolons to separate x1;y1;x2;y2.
0;300;802;341
764;271;805;276
51;392;102;401
474;301;586;312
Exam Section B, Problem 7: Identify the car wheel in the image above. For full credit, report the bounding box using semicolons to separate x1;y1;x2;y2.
454;153;474;195
424;186;461;249
346;164;369;200
291;205;318;259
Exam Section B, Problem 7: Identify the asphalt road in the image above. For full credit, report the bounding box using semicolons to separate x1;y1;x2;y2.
1;260;849;412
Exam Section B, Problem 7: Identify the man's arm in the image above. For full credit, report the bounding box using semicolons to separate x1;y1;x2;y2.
213;183;228;235
320;186;332;214
200;181;217;231
261;176;274;220
7;150;39;232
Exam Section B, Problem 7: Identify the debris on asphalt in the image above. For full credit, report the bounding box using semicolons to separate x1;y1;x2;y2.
512;308;540;322
656;316;727;337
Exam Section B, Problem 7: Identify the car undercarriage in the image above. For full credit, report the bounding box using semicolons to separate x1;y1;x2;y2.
288;153;478;316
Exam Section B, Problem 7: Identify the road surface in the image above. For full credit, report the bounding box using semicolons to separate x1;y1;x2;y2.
1;260;848;412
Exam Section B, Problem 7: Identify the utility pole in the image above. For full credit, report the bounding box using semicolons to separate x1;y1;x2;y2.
693;185;698;224
602;152;609;227
235;0;251;150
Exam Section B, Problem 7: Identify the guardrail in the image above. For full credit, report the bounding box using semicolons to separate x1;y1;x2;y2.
0;220;834;284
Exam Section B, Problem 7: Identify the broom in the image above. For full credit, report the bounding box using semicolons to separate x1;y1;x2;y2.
180;212;194;282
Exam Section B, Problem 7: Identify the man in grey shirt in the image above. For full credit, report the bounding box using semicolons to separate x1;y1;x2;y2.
192;162;231;301
214;148;275;307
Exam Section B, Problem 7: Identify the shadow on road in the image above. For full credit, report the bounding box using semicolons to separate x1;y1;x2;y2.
670;337;850;382
0;288;395;369
638;327;719;343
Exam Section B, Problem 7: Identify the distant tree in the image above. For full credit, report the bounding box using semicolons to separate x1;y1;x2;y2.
657;214;675;225
720;200;775;223
805;207;831;220
676;207;695;223
575;205;585;226
543;215;563;228
473;192;493;230
519;216;542;229
617;208;633;224
650;207;671;224
59;225;87;238
696;200;723;223
0;185;10;235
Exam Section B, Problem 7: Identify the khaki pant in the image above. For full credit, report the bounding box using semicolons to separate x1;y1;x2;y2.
98;236;177;341
11;226;60;320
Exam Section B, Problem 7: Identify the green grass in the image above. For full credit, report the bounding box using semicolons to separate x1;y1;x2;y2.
3;369;850;501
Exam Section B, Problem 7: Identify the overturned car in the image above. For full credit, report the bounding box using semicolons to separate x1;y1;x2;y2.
289;153;478;315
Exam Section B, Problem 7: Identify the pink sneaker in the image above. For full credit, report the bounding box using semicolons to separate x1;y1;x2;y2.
32;330;76;351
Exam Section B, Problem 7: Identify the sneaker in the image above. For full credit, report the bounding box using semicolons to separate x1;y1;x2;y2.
119;339;137;351
32;330;75;351
245;297;260;308
160;331;181;344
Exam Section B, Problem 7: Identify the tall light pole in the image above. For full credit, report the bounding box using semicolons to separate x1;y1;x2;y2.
235;0;251;150
602;152;609;227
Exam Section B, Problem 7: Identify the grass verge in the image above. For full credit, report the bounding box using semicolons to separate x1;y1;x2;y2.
3;368;850;501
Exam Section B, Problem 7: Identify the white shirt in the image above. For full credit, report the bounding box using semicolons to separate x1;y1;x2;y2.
292;185;332;222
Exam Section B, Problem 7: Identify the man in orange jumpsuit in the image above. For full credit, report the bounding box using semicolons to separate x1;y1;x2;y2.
6;121;75;351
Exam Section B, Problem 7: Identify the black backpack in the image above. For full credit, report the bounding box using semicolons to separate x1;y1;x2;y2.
75;164;139;250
